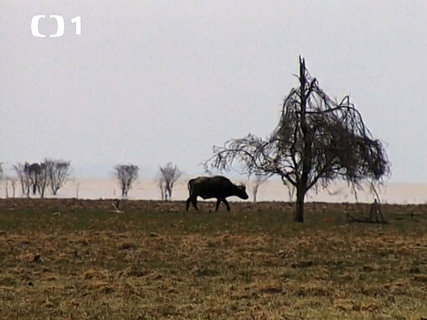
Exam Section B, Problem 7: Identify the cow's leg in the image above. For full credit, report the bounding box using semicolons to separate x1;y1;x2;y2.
191;197;198;210
186;197;191;211
215;199;221;211
223;199;230;211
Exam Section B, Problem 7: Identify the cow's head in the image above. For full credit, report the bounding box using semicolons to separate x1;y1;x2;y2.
236;185;249;200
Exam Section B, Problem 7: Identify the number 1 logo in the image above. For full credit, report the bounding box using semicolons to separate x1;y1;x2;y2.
31;15;81;38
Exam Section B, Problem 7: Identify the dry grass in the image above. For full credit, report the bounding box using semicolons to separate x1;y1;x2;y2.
0;199;426;319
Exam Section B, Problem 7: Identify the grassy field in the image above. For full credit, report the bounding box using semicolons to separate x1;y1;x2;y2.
0;199;426;319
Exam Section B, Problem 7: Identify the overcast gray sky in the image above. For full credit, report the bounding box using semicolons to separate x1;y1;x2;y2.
1;1;426;182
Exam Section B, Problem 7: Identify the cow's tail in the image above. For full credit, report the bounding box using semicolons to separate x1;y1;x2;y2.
187;179;195;193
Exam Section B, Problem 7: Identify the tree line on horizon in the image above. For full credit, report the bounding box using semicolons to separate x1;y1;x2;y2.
0;160;71;199
0;160;267;202
114;162;265;201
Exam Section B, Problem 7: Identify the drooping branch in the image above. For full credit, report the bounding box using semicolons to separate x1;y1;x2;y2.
204;134;297;186
273;62;389;192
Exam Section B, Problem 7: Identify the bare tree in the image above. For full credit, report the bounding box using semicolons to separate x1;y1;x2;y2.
71;178;81;199
13;163;30;197
5;176;18;198
205;57;389;222
4;178;8;198
158;179;166;200
12;160;70;198
114;164;139;197
15;162;48;198
249;174;268;202
158;162;182;200
25;162;39;196
44;159;71;195
32;162;48;198
0;163;3;197
9;176;18;198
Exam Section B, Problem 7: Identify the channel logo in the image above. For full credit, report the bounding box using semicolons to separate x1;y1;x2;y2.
31;15;81;38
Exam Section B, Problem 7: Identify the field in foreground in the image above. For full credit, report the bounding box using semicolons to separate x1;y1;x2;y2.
0;199;426;320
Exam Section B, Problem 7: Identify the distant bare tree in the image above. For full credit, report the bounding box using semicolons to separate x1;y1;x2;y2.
114;164;139;197
4;178;8;198
5;176;18;198
25;162;39;196
44;159;71;195
0;163;4;197
249;174;269;202
158;179;166;200
13;160;70;198
14;162;48;198
205;57;390;222
71;178;81;199
0;163;3;196
159;162;182;200
27;162;48;198
13;163;30;197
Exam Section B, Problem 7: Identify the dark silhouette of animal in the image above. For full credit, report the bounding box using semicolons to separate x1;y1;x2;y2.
186;175;249;211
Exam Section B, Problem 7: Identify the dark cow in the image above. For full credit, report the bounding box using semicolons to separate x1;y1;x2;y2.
186;175;249;211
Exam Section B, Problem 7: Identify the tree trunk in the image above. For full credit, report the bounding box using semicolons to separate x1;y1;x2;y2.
294;57;310;223
252;185;259;202
32;180;38;195
295;187;305;223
